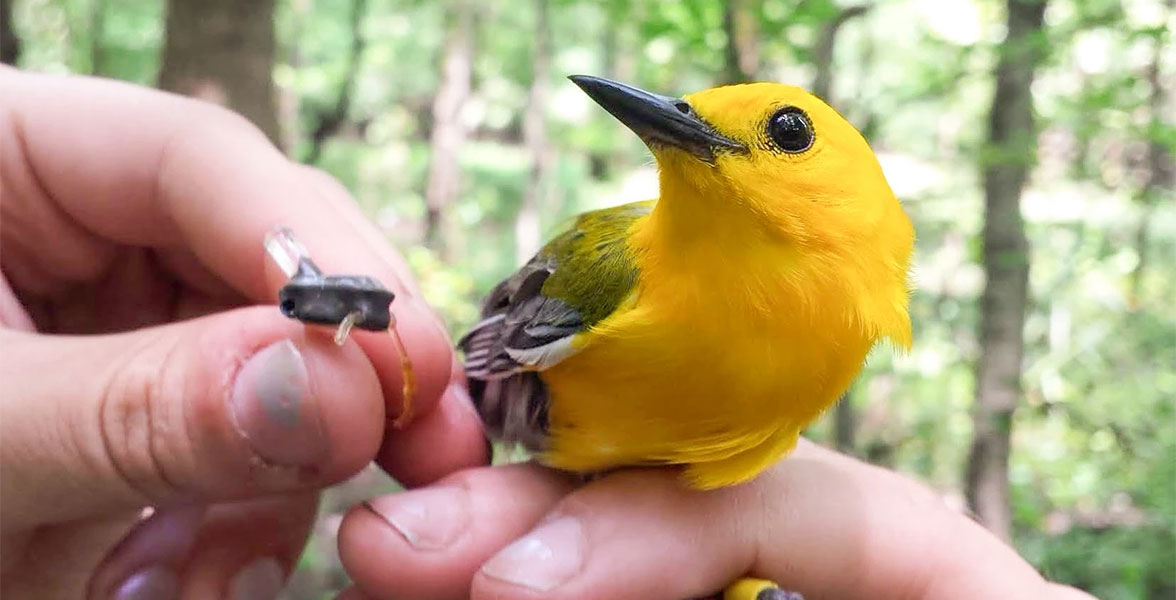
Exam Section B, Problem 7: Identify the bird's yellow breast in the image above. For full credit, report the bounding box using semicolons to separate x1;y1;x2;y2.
537;204;880;489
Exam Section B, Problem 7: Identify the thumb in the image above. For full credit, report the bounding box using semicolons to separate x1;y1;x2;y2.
0;306;384;528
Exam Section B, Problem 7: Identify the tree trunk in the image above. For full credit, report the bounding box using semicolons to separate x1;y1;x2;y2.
811;5;868;104
722;0;758;84
590;7;619;180
89;0;108;75
515;0;552;264
305;0;369;164
1129;29;1173;308
833;391;856;453
158;0;282;147
276;0;310;154
965;0;1048;543
423;1;474;260
1;0;19;65
589;1;638;180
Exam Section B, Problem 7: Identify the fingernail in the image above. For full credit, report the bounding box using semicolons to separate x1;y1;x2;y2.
229;557;285;600
364;486;469;550
111;566;178;600
481;516;584;591
230;340;326;466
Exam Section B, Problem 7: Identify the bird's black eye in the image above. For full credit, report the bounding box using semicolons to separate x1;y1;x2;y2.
767;107;814;153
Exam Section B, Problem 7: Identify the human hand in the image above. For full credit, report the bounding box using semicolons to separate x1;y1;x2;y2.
0;66;488;599
333;439;1096;600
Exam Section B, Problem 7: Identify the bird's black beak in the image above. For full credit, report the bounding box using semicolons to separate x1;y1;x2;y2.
569;75;746;163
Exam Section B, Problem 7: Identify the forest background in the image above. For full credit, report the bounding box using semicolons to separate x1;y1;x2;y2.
3;0;1173;597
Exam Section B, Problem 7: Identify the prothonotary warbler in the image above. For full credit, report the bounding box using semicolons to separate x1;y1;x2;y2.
460;75;913;600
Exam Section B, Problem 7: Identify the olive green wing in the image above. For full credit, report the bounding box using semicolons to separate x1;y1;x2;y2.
458;200;652;449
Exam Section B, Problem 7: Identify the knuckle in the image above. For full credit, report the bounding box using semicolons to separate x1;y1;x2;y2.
177;96;267;143
298;164;346;191
153;98;282;199
91;333;198;502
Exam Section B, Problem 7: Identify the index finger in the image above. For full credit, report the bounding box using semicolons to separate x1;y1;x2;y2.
1;67;486;483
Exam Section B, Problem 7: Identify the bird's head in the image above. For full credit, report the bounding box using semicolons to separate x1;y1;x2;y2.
571;75;913;347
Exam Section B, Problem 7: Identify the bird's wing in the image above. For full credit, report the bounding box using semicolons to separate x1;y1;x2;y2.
460;199;651;376
458;200;652;449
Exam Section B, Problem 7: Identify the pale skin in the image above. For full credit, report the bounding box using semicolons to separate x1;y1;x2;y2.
0;68;1095;600
336;441;1098;600
0;66;487;598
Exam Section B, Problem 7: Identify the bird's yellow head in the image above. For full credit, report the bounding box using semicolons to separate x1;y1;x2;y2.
571;76;913;348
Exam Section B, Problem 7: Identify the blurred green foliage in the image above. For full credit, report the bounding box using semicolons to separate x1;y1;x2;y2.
10;0;1175;598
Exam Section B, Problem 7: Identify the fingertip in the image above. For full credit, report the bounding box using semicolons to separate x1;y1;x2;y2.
218;309;386;483
339;465;573;600
353;305;454;429
376;380;489;488
88;505;206;600
177;494;317;600
338;497;465;600
290;325;386;479
281;164;457;429
341;491;482;600
468;468;755;600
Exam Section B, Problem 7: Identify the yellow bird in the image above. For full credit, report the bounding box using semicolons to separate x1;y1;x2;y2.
460;75;913;599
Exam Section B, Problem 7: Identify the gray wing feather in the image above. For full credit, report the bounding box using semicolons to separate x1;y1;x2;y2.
459;255;585;378
458;200;650;453
458;255;585;451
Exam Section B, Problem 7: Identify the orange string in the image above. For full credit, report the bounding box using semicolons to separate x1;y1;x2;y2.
387;322;416;429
